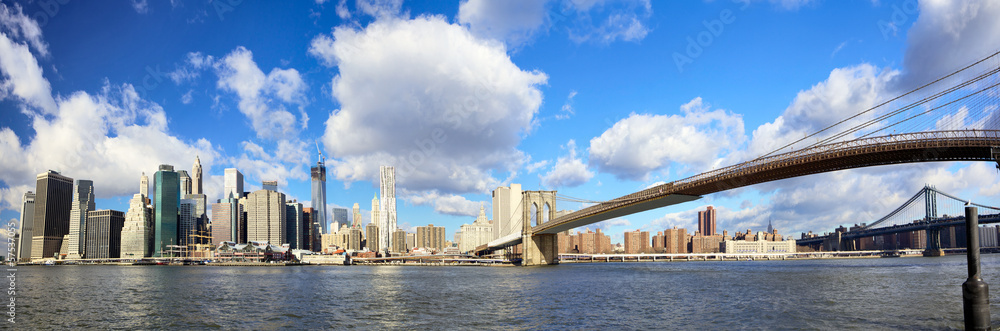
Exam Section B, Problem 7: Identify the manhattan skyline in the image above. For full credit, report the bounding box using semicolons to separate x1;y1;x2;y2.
2;1;1000;257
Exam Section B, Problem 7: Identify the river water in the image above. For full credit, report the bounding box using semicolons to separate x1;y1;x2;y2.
9;254;1000;329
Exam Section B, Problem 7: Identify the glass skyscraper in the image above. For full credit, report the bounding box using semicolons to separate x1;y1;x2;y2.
311;152;328;235
154;165;180;257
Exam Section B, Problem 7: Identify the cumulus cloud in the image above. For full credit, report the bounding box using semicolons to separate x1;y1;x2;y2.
0;10;56;114
588;97;744;181
215;47;307;140
541;139;594;188
458;0;549;47
0;3;47;57
404;190;484;217
313;16;547;194
902;0;1000;87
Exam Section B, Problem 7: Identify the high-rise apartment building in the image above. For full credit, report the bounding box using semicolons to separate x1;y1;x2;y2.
698;206;717;236
663;227;688;253
406;232;416;251
154;164;180;256
623;230;651;254
303;207;316;250
84;209;125;259
120;194;153;258
365;222;379;252
379;166;397;252
66;179;95;259
286;201;304;249
31;170;74;260
224;168;244;200
392;229;406;252
246;189;286;245
416;224;446;251
16;191;35;262
192;155;203;195
492;184;522;240
311;152;328;235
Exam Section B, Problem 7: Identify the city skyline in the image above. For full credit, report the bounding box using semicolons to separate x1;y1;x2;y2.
3;1;1000;257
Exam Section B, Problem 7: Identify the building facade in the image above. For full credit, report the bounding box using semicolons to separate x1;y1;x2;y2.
311;154;328;235
192;156;203;194
379;166;397;252
286;201;304;249
623;230;651;254
416;224;446;251
392;228;406;252
365;222;379;252
722;239;797;254
492;184;522;240
84;210;125;259
459;205;493;253
154;165;180;256
31;170;74;260
697;206;717;236
352;203;361;228
16;191;35;262
66;179;95;259
224;168;244;200
246;189;286;245
120;194;153;258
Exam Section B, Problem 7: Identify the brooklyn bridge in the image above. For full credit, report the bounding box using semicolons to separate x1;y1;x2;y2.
485;50;1000;266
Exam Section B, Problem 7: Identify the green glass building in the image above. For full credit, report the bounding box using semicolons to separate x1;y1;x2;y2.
154;165;179;257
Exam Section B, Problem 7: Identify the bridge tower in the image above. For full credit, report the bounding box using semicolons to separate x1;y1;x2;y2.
521;191;558;266
924;185;946;257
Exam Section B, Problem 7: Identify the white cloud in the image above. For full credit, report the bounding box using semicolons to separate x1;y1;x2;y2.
169;52;214;84
131;0;149;14
315;16;547;195
215;46;307;140
588;97;744;181
902;0;1000;88
231;139;309;189
180;90;193;104
541;139;594;188
0;30;56;114
565;0;652;44
458;0;550;47
555;89;576;120
0;3;47;57
404;190;483;217
335;0;351;19
356;0;403;19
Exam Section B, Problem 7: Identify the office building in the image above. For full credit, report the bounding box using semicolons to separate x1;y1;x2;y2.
154;164;180;256
31;170;75;260
459;205;493;253
698;206;717;236
379;166;397;252
121;194;153;258
365;222;379;252
416;224;446;252
84;209;125;259
16;192;35;262
179;198;197;247
246;189;286;245
184;193;208;245
262;180;278;192
370;195;380;234
192;155;203;195
623;230;650;254
333;208;348;232
311;152;328;234
66;179;95;259
178;170;192;196
211;199;235;244
286;201;304;249
352;203;361;228
224;168;244;200
492;184;522;240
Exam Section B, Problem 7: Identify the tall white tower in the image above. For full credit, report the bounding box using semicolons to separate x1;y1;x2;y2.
379;166;397;253
192;155;203;195
67;179;95;259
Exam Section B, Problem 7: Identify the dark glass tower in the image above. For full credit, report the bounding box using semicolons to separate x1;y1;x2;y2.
30;170;74;260
154;165;180;257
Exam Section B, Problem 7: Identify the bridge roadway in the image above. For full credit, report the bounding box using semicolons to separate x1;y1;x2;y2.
796;214;1000;246
530;130;1000;236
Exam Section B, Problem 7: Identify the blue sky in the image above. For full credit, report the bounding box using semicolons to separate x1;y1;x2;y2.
1;0;999;250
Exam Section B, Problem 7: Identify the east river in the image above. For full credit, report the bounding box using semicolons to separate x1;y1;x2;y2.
9;254;1000;329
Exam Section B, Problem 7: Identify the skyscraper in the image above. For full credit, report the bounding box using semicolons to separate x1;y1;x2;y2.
224;168;244;200
16;191;35;262
84;209;125;259
178;198;196;249
140;172;149;202
311;150;328;235
262;180;278;192
211;199;236;244
154;165;180;256
333;208;347;231
416;224;446;251
120;193;153;258
192;155;203;195
365;222;379;252
459;204;493;253
31;170;74;260
492;184;522;240
698;206;717;236
178;170;192;196
352;203;361;228
66;179;95;259
379;166;397;252
246;189;286;245
286;200;304;249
